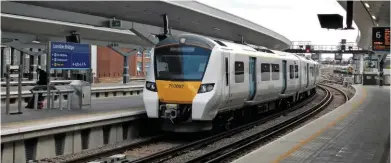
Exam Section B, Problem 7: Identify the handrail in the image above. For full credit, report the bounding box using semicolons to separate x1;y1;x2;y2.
0;85;144;98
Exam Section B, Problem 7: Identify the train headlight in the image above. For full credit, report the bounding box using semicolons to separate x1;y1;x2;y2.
198;83;215;93
146;81;157;92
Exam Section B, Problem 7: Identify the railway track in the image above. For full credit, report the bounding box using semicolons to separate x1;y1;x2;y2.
128;84;347;163
55;84;346;163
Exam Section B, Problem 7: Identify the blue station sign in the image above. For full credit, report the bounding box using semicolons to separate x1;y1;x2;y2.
50;42;91;69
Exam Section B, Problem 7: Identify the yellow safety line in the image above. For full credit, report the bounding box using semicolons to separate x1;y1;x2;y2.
271;87;368;163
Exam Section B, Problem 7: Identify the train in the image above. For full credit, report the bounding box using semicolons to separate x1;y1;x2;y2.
333;65;354;74
143;34;320;132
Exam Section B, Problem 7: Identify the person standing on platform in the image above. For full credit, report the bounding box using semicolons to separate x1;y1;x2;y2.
25;67;48;109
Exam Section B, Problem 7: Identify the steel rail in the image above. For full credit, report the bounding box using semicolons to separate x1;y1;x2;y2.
129;87;322;163
188;84;343;163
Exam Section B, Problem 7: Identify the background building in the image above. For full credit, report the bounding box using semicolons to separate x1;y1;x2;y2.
96;46;150;83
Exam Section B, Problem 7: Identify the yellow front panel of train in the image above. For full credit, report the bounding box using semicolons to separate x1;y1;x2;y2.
156;80;201;104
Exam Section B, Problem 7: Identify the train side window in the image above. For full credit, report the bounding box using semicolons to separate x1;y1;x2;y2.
225;58;229;86
261;63;270;81
289;65;294;79
235;61;244;83
295;65;299;78
271;64;279;80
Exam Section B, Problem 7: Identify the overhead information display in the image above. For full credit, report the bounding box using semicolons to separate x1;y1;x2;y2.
372;27;390;51
49;42;91;69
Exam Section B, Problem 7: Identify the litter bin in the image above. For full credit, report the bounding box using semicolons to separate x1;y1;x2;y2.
69;80;92;109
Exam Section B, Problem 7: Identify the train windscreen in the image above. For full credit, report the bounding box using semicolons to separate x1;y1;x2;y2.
154;45;211;81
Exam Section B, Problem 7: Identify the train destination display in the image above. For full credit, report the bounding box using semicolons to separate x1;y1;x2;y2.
49;42;91;69
372;27;390;51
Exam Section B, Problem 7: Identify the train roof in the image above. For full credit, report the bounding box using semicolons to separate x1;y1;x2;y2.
216;39;319;65
157;33;319;65
217;39;300;61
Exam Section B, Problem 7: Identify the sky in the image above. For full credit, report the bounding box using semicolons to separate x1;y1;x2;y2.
196;0;358;60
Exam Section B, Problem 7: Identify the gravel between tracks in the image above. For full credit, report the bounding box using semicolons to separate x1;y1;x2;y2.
124;141;184;159
37;136;161;163
163;88;328;163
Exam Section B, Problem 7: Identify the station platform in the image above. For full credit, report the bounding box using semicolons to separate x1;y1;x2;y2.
1;95;145;132
232;85;390;163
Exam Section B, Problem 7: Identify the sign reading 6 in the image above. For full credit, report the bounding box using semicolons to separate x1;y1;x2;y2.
376;31;382;38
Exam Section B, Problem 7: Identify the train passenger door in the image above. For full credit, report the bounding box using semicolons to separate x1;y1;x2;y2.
221;52;230;107
306;63;309;88
248;57;256;100
281;60;287;94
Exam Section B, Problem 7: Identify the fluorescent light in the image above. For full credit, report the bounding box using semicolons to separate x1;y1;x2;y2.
372;15;376;20
32;40;40;43
365;3;370;8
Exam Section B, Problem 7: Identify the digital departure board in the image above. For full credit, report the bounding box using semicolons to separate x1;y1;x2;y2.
372;27;390;51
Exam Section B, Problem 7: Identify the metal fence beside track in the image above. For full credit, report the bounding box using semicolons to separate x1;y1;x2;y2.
1;85;144;104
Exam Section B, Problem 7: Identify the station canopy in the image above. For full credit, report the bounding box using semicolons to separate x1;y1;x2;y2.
338;1;390;49
2;1;291;50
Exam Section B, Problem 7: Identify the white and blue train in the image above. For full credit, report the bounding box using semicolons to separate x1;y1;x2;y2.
143;34;320;132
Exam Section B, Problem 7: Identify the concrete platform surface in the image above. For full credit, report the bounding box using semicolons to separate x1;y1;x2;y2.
1;107;145;136
2;95;144;125
0;81;144;92
232;85;390;163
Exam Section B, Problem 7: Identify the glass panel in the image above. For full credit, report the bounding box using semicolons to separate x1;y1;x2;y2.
137;62;142;72
261;63;270;81
272;64;279;80
235;61;244;83
154;45;211;81
289;65;294;79
145;49;152;57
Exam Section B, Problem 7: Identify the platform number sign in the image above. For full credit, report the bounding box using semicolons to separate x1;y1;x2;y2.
372;27;390;51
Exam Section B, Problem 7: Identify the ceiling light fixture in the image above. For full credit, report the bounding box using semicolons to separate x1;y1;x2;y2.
372;15;376;20
364;3;370;8
32;36;40;44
